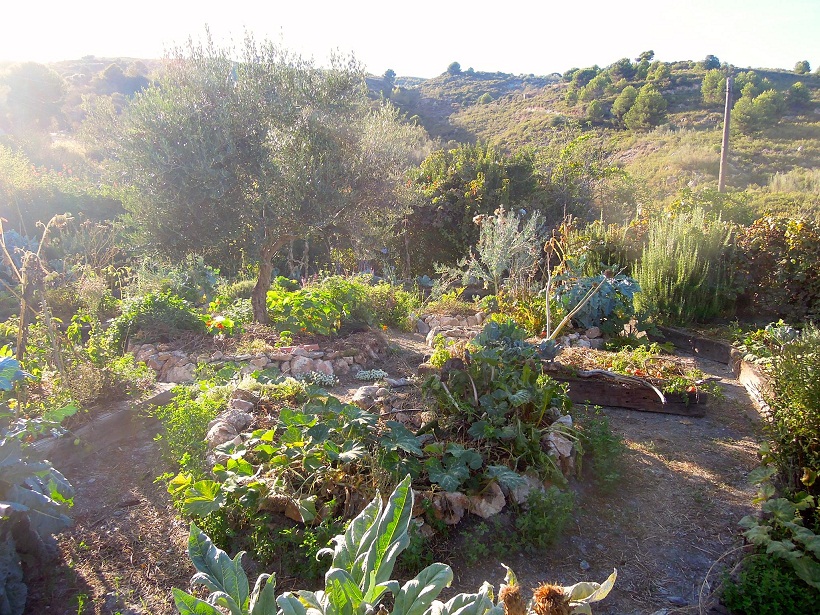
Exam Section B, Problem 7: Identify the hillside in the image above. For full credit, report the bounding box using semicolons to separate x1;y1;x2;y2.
386;59;820;209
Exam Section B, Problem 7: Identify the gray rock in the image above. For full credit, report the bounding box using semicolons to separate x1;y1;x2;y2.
314;360;335;376
385;377;413;387
589;338;606;350
219;408;253;431
585;326;602;339
352;385;380;409
166;362;196;383
229;398;255;413
576;339;592;349
415;319;431;335
333;359;351;375
290;356;315;376
206;422;238;448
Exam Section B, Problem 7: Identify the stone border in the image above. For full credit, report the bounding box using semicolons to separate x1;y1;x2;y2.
130;338;385;383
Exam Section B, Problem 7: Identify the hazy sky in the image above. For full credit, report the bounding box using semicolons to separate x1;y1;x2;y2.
3;0;819;77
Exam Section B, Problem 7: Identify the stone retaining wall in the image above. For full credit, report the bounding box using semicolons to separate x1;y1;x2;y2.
130;334;385;383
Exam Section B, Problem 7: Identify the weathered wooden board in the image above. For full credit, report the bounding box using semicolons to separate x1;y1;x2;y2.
652;326;734;364
550;374;707;417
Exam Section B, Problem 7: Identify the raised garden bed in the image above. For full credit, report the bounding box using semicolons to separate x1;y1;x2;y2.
546;369;707;417
546;345;710;417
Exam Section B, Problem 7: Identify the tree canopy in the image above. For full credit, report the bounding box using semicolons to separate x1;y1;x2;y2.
91;36;427;321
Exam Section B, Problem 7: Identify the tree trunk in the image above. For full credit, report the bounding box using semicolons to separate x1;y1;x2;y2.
252;258;274;324
251;239;289;324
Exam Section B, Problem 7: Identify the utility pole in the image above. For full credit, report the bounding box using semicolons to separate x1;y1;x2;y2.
718;77;733;192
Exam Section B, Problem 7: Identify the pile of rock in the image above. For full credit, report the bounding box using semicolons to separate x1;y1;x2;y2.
555;326;606;350
131;332;387;384
413;312;488;348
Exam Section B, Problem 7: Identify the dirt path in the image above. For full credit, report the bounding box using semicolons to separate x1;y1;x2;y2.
446;355;761;615
27;335;762;615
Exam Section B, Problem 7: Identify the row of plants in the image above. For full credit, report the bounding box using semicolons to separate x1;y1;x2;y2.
719;324;820;613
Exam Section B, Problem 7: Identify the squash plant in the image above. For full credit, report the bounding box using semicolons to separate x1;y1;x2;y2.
173;476;617;615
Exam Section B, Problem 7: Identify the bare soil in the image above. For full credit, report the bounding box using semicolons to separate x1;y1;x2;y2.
26;332;762;615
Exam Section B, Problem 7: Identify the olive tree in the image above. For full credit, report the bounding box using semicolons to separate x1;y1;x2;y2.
92;36;426;322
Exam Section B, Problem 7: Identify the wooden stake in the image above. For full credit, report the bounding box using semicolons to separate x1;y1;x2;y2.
718;77;733;192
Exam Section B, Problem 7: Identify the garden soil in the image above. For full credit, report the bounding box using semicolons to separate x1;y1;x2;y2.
26;331;762;615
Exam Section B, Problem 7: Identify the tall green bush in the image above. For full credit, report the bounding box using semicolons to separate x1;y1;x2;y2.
634;208;735;324
766;325;820;493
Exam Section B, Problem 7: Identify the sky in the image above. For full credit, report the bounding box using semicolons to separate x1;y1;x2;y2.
2;0;819;77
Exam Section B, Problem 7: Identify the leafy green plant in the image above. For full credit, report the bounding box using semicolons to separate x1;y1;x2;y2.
721;554;820;615
554;273;639;335
106;291;205;353
0;357;74;615
172;477;617;615
428;335;452;369
152;388;222;475
764;324;820;493
576;412;625;492
266;288;342;337
515;487;575;550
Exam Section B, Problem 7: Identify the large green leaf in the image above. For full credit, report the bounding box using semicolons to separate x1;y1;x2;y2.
322;494;382;581
484;466;526;491
183;481;226;517
325;568;363;615
425;458;468;493
6;484;71;536
381;422;424;457
792;556;820;590
250;573;277;615
392;563;453;615
187;523;250;611
361;476;413;602
172;588;224;615
277;593;308;615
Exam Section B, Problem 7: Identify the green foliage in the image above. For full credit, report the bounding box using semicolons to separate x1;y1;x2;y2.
612;86;638;121
106;291;205;353
701;69;726;106
152;388;222;475
439;206;544;295
425;320;568;483
403;144;539;274
0;363;74;615
763;325;820;492
172;477;504;615
734;217;820;321
722;554;820;615
794;60;811;75
173;477;617;615
514;487;575;550
266;288;342;337
635;208;736;324
734;88;786;134
221;279;257;301
94;36;425;322
554;273;639;335
428;335;452;369
623;84;667;130
786;82;812;109
131;255;221;305
576;412;625;491
447;62;462;75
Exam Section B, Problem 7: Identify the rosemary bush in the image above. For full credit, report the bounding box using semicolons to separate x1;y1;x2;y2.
634;208;735;324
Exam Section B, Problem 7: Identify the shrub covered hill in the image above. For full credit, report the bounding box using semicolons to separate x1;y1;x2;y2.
377;54;820;214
